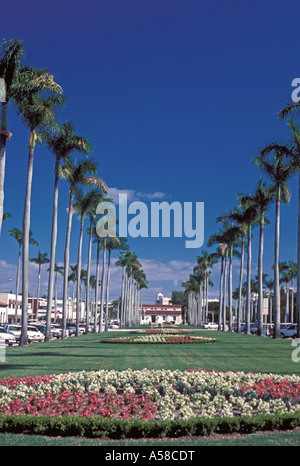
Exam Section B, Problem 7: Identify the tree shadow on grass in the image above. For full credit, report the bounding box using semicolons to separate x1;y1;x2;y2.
4;351;122;360
0;364;41;372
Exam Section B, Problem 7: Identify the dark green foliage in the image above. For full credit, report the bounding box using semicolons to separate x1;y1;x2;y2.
0;412;299;439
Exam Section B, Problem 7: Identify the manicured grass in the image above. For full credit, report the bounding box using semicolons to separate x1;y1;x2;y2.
0;430;300;446
0;328;299;379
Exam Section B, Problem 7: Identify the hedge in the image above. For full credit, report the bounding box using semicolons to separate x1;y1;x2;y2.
0;412;299;439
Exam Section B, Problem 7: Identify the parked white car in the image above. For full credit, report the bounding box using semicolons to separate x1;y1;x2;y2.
203;322;218;329
27;325;45;342
3;324;21;342
0;327;16;346
50;324;62;338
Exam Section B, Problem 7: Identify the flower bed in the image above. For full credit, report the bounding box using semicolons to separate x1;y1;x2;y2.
0;369;299;421
141;329;194;334
103;335;216;344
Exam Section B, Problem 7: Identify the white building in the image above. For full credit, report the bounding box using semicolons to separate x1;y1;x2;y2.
156;292;172;305
0;293;85;324
140;303;182;325
0;293;23;323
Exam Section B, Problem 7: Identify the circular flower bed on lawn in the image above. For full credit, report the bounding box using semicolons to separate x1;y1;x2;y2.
0;369;300;420
140;329;194;334
103;335;216;344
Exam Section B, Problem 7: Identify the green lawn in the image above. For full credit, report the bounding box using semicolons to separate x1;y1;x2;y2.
1;328;299;378
0;430;300;446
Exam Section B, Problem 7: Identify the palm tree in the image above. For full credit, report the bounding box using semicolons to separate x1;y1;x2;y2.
218;207;248;333
183;273;202;326
115;252;129;328
255;146;293;338
104;237;128;331
286;260;297;323
92;229;102;332
214;221;241;332
208;224;239;331
43;121;92;342
125;252;142;328
195;251;218;324
235;194;259;335
208;231;227;330
52;264;64;322
280;269;291;323
84;190;105;333
0;39;25;236
30;251;50;320
68;264;77;322
252;180;272;335
14;68;63;346
98;237;107;332
217;244;227;330
73;188;107;336
240;180;273;336
132;268;147;326
9;228;38;323
265;277;274;325
138;275;148;321
59;157;108;338
273;119;300;337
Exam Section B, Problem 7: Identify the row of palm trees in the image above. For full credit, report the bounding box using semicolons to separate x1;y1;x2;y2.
184;101;300;338
0;39;147;345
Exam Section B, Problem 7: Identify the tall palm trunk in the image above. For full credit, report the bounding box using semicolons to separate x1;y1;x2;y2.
245;224;252;335
35;264;41;320
54;271;58;322
223;251;228;331
105;249;111;331
257;217;264;336
120;267;125;327
274;188;281;339
205;271;208;322
218;256;224;331
237;236;244;333
228;246;233;332
124;272;129;327
0;101;8;237
14;244;21;324
20;135;36;346
62;190;74;338
285;282;289;323
99;239;106;332
76;215;84;336
46;160;59;341
297;173;300;338
93;241;100;333
290;281;294;323
85;223;93;334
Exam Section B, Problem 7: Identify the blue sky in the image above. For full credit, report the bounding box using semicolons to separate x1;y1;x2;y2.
0;0;299;302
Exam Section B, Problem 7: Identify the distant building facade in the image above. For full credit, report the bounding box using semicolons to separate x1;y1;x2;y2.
140;293;182;325
0;293;84;324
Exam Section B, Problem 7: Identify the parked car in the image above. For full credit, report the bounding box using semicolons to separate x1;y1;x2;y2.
203;322;218;329
66;322;76;336
280;324;298;339
27;325;45;343
50;324;63;338
3;324;22;342
78;323;86;334
34;323;61;339
250;323;258;334
0;327;16;346
108;322;120;329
